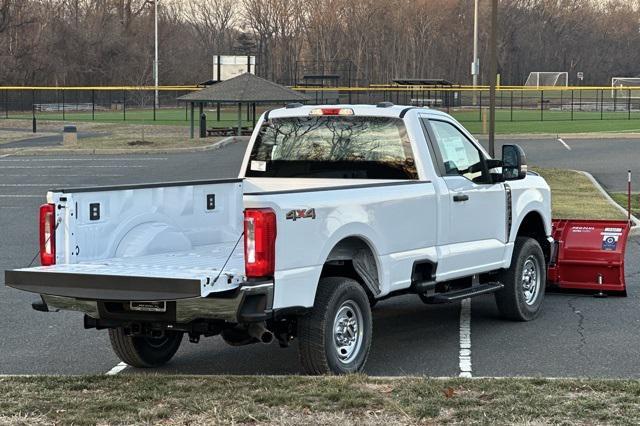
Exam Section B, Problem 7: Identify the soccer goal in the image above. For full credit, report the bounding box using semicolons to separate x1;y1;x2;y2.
611;77;640;99
524;72;569;88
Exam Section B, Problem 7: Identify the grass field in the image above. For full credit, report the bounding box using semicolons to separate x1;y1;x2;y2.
536;169;626;220
5;107;640;134
0;119;220;154
1;375;639;425
610;193;640;218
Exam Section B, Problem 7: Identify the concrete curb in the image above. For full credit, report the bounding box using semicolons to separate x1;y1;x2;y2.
578;170;640;234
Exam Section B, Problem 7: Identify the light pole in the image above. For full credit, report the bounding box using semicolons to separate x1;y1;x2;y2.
472;0;479;104
153;0;159;110
488;0;498;157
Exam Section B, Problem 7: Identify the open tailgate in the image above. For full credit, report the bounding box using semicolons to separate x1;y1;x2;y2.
5;179;246;301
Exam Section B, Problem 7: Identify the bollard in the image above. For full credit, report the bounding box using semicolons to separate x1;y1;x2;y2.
63;125;77;146
199;113;207;138
32;116;37;133
628;170;632;224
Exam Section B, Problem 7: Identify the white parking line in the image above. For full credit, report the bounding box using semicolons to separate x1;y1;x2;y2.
557;138;572;150
1;165;146;169
0;174;125;177
105;362;128;376
0;158;167;162
0;184;97;187
459;298;472;378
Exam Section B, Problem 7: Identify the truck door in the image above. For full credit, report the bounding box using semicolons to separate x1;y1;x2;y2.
422;118;507;280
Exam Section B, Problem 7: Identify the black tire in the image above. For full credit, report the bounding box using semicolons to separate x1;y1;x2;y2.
297;277;372;375
108;328;183;368
495;236;546;321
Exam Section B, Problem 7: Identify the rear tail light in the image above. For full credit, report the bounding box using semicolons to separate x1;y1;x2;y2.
309;107;354;116
244;208;277;278
39;203;56;266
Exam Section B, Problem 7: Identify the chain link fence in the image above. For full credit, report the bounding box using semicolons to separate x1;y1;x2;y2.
2;86;640;126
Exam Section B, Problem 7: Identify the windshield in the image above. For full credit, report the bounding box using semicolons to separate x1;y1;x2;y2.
245;116;418;179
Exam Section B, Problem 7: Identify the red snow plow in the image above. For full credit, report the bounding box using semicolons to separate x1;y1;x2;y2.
547;219;631;296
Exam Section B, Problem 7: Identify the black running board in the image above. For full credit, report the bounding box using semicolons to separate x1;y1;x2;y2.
422;282;504;304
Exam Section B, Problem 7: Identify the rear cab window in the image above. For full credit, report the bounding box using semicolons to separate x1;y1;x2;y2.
245;116;418;180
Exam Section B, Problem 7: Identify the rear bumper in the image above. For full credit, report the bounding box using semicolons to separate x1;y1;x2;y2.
37;282;273;324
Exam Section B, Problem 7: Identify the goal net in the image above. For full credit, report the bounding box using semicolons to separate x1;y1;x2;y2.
524;72;568;88
611;77;640;99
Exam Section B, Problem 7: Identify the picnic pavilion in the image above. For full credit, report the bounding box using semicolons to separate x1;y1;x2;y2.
177;73;309;138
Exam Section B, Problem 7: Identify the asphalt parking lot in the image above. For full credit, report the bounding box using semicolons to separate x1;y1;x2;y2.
1;136;639;377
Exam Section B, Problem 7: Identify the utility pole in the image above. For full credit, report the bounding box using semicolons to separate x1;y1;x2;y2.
154;0;159;110
488;0;498;157
472;0;479;104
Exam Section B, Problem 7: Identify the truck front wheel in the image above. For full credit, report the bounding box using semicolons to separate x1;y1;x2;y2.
297;277;373;375
108;328;183;368
495;236;546;321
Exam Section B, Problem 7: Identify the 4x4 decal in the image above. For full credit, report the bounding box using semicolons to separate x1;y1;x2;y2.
286;208;316;221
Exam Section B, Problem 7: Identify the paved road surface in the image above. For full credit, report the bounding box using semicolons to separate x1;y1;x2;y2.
1;137;639;377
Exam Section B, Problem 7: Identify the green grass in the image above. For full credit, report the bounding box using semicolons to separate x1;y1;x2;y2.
454;109;640;134
5;106;640;134
7;107;263;127
610;193;640;218
1;375;639;425
536;169;625;220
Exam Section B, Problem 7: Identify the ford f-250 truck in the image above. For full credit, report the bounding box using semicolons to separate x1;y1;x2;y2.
6;104;552;374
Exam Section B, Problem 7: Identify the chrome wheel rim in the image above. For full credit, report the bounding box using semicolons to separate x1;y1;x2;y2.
333;300;364;364
522;255;541;305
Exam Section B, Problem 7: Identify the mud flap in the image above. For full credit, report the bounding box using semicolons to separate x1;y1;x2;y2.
547;219;630;295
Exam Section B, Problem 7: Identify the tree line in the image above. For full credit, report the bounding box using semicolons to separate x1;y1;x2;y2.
1;0;639;87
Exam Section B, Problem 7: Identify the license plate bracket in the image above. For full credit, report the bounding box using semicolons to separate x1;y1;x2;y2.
129;301;167;313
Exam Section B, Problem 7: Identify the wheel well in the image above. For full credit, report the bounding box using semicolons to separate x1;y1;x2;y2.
321;237;380;301
516;212;550;262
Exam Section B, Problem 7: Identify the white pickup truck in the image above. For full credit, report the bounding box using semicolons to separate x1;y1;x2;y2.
6;104;552;374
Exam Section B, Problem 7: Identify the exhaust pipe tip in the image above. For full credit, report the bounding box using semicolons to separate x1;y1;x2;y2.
260;331;274;344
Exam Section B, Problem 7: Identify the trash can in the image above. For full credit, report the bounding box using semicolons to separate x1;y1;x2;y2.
63;125;77;146
200;113;207;138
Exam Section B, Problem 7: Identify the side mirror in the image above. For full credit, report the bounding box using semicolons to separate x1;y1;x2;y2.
502;144;527;180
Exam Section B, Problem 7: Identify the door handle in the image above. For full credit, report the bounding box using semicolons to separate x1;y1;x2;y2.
453;194;469;202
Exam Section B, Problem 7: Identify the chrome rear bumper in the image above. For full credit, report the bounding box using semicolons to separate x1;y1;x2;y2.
41;282;273;324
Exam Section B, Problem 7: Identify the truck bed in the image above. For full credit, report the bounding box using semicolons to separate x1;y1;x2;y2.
5;179;246;301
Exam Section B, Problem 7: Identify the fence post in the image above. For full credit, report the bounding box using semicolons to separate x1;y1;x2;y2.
123;90;126;121
571;90;574;121
32;89;36;133
600;89;604;120
510;90;513;121
478;90;482;121
153;89;156;121
540;90;544;121
628;89;632;120
62;89;65;121
92;89;95;121
4;89;7;119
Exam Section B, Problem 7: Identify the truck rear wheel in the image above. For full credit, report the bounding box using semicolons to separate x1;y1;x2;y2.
495;236;546;321
108;328;183;368
297;277;372;375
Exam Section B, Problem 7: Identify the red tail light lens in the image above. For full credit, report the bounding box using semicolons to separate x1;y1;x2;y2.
39;203;56;266
244;208;276;278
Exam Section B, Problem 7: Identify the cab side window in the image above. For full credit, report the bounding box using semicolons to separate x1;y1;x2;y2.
430;120;484;182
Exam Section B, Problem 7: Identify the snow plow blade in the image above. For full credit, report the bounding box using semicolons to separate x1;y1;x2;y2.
547;219;630;295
